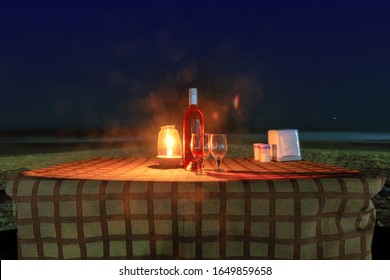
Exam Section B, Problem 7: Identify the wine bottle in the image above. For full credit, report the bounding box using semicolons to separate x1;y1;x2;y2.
182;88;204;170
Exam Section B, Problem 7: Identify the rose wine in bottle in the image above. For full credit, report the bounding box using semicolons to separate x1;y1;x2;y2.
182;88;204;170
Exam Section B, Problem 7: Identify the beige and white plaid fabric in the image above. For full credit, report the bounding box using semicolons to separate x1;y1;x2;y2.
5;158;385;259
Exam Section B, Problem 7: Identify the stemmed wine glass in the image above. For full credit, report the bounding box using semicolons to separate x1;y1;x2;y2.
210;134;228;172
190;133;210;174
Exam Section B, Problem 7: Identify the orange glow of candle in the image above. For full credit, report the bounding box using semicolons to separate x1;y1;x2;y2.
157;125;182;167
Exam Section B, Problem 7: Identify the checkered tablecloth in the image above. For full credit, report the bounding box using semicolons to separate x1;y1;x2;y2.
20;157;363;182
5;158;386;259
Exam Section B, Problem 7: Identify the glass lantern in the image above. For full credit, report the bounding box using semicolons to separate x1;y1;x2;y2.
157;125;182;167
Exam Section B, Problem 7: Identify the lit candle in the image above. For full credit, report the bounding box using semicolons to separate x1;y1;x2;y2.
157;125;182;168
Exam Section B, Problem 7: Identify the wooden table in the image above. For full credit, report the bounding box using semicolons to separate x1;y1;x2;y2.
5;158;385;259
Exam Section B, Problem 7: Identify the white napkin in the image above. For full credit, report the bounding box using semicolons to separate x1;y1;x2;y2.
268;129;302;161
280;130;301;157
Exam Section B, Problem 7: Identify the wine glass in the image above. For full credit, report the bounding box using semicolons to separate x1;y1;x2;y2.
190;133;210;174
210;134;228;172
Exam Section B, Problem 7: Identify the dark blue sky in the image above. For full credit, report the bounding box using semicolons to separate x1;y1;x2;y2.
1;0;389;134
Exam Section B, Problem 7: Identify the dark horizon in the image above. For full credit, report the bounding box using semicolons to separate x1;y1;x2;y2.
1;124;390;139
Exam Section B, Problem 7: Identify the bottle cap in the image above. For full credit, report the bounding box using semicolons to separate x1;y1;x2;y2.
189;88;198;105
189;88;197;95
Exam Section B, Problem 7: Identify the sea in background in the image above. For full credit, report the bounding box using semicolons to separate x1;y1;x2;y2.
1;130;390;144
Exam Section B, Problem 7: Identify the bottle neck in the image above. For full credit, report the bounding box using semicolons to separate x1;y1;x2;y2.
189;93;198;106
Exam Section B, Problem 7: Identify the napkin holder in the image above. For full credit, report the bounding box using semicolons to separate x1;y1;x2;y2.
268;129;302;162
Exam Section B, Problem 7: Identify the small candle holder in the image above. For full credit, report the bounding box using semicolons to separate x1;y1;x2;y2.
157;125;182;168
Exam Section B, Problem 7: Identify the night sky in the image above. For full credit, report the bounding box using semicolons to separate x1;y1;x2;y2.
1;0;389;135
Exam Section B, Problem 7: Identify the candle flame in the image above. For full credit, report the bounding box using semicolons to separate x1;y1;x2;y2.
166;134;174;157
